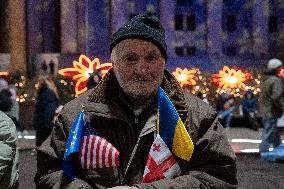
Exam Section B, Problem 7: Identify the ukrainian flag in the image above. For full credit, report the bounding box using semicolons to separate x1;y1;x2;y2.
158;87;194;161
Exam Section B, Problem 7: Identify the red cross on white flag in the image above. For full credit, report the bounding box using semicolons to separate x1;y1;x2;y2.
142;135;181;183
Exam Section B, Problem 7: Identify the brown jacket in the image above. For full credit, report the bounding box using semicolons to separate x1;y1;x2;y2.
35;70;237;189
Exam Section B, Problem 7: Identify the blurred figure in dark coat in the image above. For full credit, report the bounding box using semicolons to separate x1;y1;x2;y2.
241;90;259;130
33;76;59;146
217;90;236;129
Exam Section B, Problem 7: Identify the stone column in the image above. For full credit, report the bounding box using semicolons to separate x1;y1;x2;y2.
26;0;43;54
252;0;269;57
61;0;78;53
159;0;176;57
76;0;86;53
84;0;109;59
207;0;223;56
42;0;60;52
7;0;27;73
111;0;128;33
0;1;9;53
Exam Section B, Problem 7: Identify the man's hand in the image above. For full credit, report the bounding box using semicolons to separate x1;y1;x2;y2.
108;187;138;189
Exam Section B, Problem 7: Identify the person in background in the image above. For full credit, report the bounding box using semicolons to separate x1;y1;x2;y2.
35;13;237;189
241;90;259;131
0;79;25;136
217;90;236;129
259;58;284;154
7;85;26;136
0;78;8;91
0;89;19;189
196;92;209;104
32;76;59;147
86;70;102;90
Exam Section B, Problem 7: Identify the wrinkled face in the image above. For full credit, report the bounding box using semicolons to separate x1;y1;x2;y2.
111;39;165;101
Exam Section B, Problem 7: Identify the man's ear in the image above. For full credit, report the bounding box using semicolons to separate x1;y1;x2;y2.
110;46;117;63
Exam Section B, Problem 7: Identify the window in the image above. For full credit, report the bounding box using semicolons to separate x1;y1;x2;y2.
175;15;183;30
175;47;184;56
227;15;236;32
226;46;236;56
269;16;278;33
176;0;190;6
243;11;252;29
186;46;196;56
223;0;234;7
187;15;196;31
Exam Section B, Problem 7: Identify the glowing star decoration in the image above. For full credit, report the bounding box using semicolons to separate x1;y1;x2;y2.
0;72;9;76
172;68;197;87
58;55;112;96
212;66;251;90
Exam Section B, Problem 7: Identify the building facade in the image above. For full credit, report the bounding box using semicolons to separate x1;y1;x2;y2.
0;0;284;75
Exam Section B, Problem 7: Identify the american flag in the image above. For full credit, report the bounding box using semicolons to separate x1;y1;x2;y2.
78;123;120;169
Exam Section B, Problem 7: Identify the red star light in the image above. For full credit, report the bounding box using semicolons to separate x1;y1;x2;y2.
58;55;112;96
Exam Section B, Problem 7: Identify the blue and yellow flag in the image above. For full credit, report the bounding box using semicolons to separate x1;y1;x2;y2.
158;87;194;161
63;111;85;180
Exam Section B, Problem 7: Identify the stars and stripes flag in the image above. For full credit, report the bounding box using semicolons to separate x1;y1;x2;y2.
63;111;120;180
79;124;120;169
143;135;181;183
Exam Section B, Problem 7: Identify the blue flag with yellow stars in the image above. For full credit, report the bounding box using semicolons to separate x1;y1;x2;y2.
63;111;85;180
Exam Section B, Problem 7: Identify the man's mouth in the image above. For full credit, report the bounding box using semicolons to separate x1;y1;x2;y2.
133;78;152;83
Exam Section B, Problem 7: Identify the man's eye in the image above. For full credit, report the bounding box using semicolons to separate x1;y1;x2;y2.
146;55;158;62
125;56;137;61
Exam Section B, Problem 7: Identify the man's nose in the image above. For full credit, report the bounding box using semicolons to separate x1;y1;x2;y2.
136;60;149;74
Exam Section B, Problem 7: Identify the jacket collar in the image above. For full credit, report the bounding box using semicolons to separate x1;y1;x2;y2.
87;69;188;124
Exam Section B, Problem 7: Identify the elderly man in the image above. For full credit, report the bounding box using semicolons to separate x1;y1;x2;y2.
35;14;237;189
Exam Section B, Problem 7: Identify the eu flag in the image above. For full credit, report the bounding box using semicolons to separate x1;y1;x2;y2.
158;87;194;161
63;111;85;179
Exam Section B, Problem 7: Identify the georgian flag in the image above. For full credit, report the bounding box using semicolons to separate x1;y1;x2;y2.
143;135;181;183
78;126;120;169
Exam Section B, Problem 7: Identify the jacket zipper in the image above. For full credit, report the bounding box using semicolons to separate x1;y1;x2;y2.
134;116;138;124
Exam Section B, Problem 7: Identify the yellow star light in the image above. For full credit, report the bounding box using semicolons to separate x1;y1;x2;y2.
212;66;251;90
172;68;197;87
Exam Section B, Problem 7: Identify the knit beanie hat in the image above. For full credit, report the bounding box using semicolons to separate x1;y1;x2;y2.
110;13;167;60
267;58;282;70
